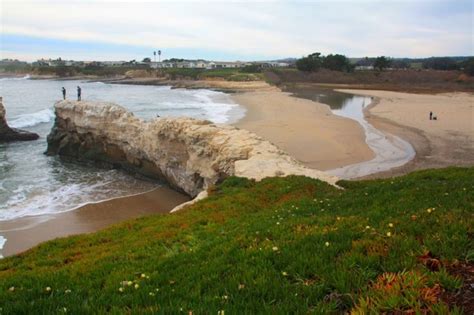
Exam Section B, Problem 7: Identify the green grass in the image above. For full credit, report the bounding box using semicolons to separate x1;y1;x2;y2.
162;68;262;81
1;167;473;313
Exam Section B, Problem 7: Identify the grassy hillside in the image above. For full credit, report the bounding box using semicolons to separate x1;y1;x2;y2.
264;68;474;93
1;168;473;313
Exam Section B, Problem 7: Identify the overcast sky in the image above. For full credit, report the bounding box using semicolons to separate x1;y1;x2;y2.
1;0;472;61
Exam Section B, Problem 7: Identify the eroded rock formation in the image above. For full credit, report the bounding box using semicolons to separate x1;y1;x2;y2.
47;100;337;197
0;97;39;142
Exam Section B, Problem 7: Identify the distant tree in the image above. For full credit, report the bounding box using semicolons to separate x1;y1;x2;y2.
142;57;151;63
296;52;322;72
322;54;353;72
461;57;474;76
241;64;262;73
356;57;374;67
422;57;459;71
391;59;411;69
374;56;391;71
54;65;76;77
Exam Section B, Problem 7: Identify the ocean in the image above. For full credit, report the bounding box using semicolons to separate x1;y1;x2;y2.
0;77;244;221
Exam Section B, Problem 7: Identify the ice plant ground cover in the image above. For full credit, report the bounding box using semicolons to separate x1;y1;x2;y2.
0;167;473;313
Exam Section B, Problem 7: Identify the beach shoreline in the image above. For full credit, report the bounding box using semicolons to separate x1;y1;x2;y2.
3;80;472;258
231;88;376;171
337;89;474;178
0;186;190;257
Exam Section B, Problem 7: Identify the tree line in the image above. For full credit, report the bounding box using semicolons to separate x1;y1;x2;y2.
296;53;474;75
296;53;393;72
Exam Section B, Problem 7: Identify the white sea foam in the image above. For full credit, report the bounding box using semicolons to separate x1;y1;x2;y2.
0;80;245;223
0;236;6;258
0;169;157;221
8;108;55;128
0;74;31;81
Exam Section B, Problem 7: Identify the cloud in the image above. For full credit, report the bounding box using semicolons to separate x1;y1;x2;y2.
1;0;472;61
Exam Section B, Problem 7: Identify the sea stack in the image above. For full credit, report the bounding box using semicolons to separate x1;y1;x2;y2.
46;100;337;197
0;97;39;142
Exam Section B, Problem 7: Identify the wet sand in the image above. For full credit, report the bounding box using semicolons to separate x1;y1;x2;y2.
0;186;190;257
231;89;375;170
337;90;474;177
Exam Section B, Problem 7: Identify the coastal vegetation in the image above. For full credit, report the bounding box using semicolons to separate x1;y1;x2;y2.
1;167;472;313
296;53;353;72
264;68;474;93
161;68;263;81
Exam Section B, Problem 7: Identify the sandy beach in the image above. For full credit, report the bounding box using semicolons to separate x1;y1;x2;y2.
338;89;474;177
1;186;189;257
3;84;472;258
232;89;375;170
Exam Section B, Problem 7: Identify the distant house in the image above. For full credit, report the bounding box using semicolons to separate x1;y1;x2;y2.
355;65;374;71
33;58;61;67
150;60;250;69
210;61;248;69
354;58;374;71
102;61;126;67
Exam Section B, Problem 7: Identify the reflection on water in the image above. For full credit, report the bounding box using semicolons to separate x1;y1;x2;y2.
285;85;415;178
288;86;361;110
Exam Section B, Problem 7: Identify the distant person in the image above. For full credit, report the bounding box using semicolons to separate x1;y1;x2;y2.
429;111;433;120
62;87;66;100
77;86;81;101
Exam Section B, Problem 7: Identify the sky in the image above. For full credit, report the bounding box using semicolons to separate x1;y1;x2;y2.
0;0;472;62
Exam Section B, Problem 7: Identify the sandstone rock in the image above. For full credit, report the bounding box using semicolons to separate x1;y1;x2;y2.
0;97;40;142
47;100;337;197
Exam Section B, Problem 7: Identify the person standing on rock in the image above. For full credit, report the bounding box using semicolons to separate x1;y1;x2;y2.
77;86;82;101
62;87;66;100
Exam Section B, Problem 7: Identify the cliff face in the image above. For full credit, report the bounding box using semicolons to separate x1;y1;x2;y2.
0;97;40;142
47;100;337;197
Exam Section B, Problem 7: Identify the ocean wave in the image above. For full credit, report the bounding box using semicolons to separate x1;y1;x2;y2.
0;169;158;221
0;236;5;257
8;108;55;128
0;74;31;81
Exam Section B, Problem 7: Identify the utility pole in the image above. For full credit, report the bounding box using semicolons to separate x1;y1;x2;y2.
158;50;161;62
153;51;156;63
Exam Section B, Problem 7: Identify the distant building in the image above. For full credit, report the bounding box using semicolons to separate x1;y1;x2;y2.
355;65;374;71
150;60;251;69
102;61;126;66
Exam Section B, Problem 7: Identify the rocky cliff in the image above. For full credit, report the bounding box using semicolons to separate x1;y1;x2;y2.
47;100;337;197
0;97;39;142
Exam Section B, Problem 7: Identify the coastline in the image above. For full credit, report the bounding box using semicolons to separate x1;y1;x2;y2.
0;186;190;257
4;78;472;258
231;88;375;171
337;89;474;178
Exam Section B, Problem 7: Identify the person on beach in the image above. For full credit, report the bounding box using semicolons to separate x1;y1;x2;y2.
77;86;82;101
62;87;66;100
429;111;433;120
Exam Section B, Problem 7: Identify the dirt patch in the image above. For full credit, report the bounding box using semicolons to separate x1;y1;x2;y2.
442;262;474;314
